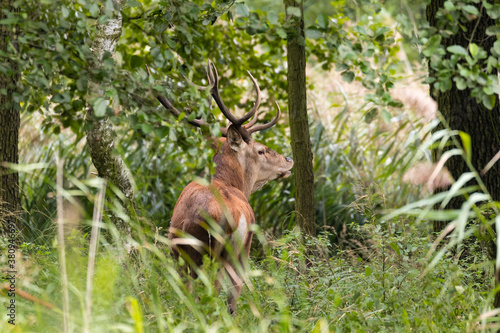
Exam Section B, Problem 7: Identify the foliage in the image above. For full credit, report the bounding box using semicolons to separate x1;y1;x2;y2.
422;0;500;109
1;0;500;331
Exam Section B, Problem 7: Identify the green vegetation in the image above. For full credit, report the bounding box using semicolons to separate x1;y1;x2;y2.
1;0;500;331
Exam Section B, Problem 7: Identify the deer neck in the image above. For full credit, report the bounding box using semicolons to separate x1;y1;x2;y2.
213;150;256;200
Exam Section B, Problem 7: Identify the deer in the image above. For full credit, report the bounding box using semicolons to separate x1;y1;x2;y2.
148;60;294;314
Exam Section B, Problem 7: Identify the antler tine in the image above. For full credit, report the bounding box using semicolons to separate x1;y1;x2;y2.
206;59;215;85
247;102;281;134
243;111;258;129
146;64;206;128
180;60;216;91
243;70;261;125
208;61;260;127
208;61;239;125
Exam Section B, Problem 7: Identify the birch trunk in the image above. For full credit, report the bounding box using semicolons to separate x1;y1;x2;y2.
85;0;135;234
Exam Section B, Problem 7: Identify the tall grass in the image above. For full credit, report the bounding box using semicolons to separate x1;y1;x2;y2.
0;206;494;332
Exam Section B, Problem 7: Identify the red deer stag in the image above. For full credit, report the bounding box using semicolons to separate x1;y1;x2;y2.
149;61;293;314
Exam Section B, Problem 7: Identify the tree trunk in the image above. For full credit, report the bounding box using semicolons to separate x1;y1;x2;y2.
285;0;316;236
0;1;21;238
427;0;500;307
85;0;135;234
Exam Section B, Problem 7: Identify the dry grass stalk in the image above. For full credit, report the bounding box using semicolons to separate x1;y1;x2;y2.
56;156;70;333
84;179;107;333
481;149;500;175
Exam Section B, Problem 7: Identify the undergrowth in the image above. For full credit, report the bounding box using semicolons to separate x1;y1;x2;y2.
0;216;493;332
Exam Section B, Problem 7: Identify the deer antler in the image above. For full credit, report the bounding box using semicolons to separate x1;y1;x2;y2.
207;61;282;141
247;102;281;135
146;64;207;128
207;61;261;128
147;61;281;140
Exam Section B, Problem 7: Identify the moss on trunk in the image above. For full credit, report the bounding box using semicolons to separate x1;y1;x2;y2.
85;0;135;234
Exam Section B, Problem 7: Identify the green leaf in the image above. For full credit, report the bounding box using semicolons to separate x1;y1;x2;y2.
389;243;401;257
55;43;64;53
104;0;114;13
317;14;328;29
52;93;68;104
150;46;160;58
493;40;500;57
374;26;390;37
469;43;479;57
140;124;153;134
276;28;287;39
447;45;468;56
365;266;373;277
455;77;467;90
336;64;349;72
187;112;197;122
298;36;306;47
462;5;479;15
458;131;471;163
305;28;322;40
444;1;455;10
440;172;475;208
423;35;442;57
154;127;168;139
482;93;496;110
486;25;500;36
61;6;69;18
127;0;141;7
98;15;109;24
267;10;278;25
487;5;500;19
408;269;420;279
381;109;392;123
333;293;341;307
126;297;144;333
341;71;354;83
89;3;99;17
93;98;108;117
287;6;301;17
0;17;18;25
130;55;144;69
364;108;377;124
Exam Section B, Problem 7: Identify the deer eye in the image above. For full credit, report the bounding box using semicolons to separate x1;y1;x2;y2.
258;150;265;155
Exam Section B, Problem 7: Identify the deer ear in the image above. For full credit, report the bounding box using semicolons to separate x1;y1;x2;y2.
227;126;243;151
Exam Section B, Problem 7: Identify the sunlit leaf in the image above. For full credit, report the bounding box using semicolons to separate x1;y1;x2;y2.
458;131;471;164
447;45;468;57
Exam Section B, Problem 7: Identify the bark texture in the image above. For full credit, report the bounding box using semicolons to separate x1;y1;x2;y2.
85;0;134;233
0;0;21;237
427;0;500;307
285;0;316;236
